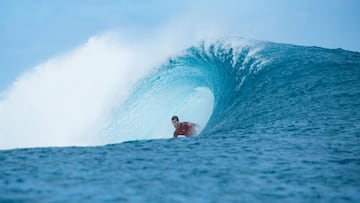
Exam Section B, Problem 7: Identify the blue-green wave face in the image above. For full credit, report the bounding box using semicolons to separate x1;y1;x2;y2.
102;37;360;143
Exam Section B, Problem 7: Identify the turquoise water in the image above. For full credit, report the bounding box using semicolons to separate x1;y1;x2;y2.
1;38;360;202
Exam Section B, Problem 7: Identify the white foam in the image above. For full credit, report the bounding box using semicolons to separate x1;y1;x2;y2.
0;32;193;149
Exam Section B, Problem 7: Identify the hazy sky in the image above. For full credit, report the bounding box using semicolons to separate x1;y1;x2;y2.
1;0;359;91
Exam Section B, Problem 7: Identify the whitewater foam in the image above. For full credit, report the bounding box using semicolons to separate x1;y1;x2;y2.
0;33;185;149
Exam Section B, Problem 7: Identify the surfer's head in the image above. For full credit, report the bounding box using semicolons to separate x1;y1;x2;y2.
171;116;179;128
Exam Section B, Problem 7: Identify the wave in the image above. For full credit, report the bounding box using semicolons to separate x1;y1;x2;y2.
103;37;360;143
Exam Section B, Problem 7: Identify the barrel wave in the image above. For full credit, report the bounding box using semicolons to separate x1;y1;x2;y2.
103;38;360;144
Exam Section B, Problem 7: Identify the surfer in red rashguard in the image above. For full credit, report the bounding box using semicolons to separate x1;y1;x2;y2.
171;116;199;138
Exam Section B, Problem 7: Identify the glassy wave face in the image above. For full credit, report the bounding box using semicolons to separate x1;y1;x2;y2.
103;38;360;144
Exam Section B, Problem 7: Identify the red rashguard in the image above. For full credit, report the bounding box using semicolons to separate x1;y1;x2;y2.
173;122;196;138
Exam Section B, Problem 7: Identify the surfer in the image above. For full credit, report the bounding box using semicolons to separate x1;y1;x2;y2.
171;116;199;138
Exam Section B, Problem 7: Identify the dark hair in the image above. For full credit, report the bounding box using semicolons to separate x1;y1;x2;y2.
171;116;179;121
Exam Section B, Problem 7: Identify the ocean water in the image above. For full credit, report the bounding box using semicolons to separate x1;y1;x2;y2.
1;38;360;202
